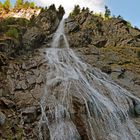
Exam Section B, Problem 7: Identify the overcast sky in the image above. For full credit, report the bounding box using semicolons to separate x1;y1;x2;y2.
28;0;105;16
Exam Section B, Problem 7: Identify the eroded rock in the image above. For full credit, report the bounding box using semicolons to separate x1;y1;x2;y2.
0;112;6;126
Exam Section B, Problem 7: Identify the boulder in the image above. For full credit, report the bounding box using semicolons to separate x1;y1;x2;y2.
135;104;140;115
0;97;15;108
22;106;37;123
0;112;6;126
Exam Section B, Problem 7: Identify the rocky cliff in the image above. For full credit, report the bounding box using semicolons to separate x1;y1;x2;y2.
0;7;140;139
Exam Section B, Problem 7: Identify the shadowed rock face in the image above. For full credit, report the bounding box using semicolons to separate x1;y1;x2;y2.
0;8;140;140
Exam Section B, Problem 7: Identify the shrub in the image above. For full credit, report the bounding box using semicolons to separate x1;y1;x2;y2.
6;28;19;39
3;0;11;12
29;2;35;9
126;21;132;28
69;5;81;18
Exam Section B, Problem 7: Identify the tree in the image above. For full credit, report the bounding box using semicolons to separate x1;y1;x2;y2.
3;0;11;12
0;2;2;8
29;2;35;8
15;0;23;7
104;6;111;18
14;0;23;9
69;5;80;18
23;1;30;9
57;5;65;20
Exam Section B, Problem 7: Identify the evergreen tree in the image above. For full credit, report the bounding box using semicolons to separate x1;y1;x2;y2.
29;2;35;8
69;5;80;18
14;0;23;9
57;5;65;20
3;0;11;12
23;1;30;9
104;6;111;18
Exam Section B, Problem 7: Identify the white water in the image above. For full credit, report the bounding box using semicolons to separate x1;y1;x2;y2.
38;19;140;140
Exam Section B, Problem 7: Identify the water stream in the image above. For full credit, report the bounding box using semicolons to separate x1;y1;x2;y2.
38;19;140;140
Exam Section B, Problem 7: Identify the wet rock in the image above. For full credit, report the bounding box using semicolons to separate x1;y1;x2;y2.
0;112;6;126
135;104;140;115
111;65;125;73
22;59;37;70
101;66;112;74
22;107;37;123
134;78;140;85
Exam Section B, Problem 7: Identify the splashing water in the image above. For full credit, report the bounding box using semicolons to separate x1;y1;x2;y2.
38;19;140;140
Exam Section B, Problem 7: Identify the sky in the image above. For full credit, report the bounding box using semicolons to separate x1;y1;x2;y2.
1;0;140;28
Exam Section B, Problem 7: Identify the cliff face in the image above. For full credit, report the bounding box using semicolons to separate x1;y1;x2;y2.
65;11;140;98
0;8;140;139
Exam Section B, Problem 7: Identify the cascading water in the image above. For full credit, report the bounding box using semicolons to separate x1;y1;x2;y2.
38;19;140;140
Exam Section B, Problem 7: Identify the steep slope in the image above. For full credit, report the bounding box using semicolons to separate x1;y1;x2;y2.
0;7;140;140
65;10;140;98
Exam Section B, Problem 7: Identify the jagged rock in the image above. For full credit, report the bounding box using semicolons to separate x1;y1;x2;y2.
135;104;140;115
21;81;28;90
101;66;112;74
22;106;37;123
65;20;79;33
134;78;140;85
27;75;36;85
23;27;46;49
36;74;43;84
0;112;6;126
23;59;37;70
0;97;15;108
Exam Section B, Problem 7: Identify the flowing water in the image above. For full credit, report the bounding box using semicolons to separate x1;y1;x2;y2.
38;19;140;140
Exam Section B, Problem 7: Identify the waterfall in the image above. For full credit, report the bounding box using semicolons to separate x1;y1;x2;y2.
38;19;140;140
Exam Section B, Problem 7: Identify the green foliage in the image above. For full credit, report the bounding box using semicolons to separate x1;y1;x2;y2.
14;0;35;10
14;0;23;9
15;0;23;7
0;2;2;8
69;5;81;18
104;6;111;18
126;21;132;28
3;0;11;11
29;2;35;8
57;5;65;20
6;28;19;39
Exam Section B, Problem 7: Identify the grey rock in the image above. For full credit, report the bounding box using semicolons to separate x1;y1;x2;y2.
22;107;37;123
36;75;43;84
0;112;6;126
21;81;28;90
27;75;36;85
65;21;79;33
135;104;140;115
